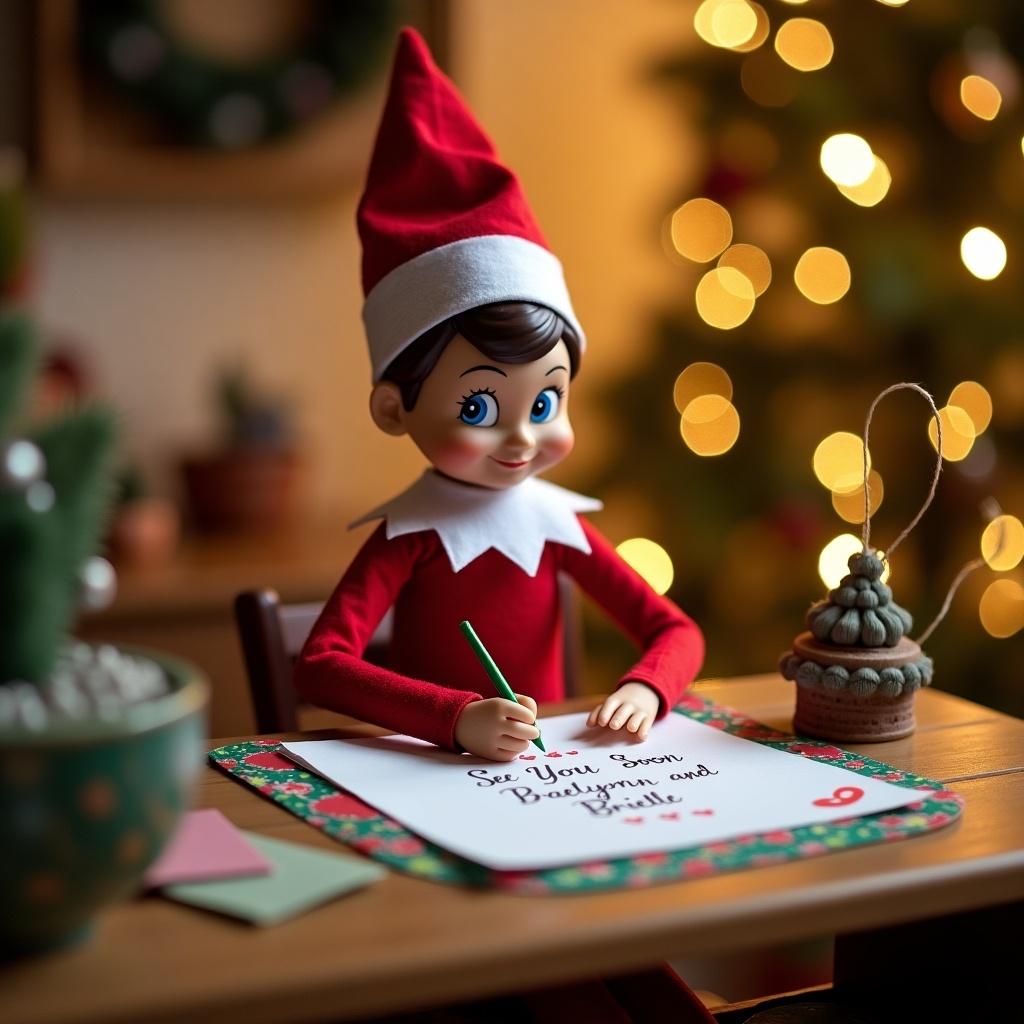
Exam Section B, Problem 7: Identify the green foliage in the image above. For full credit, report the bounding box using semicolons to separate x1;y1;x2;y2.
0;314;118;683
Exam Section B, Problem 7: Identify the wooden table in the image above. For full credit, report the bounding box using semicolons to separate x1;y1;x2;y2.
3;675;1023;1023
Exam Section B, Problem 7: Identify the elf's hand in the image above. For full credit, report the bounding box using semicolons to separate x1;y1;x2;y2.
587;681;660;741
455;694;540;761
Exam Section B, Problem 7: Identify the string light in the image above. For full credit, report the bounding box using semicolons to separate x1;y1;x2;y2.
670;198;733;262
978;578;1024;638
774;18;834;72
960;75;1002;120
731;3;770;53
680;395;741;456
673;362;733;413
832;469;885;524
813;431;871;494
836;156;891;206
948;381;993;434
960;227;1007;280
695;267;756;328
818;533;889;589
616;538;675;595
820;133;875;187
718;243;772;295
981;515;1024;572
927;405;976;462
695;0;758;50
794;247;851;304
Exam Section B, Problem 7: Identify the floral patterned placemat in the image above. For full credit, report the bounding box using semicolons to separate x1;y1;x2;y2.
208;694;962;894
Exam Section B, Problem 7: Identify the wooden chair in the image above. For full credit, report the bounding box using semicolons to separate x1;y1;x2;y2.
234;577;584;734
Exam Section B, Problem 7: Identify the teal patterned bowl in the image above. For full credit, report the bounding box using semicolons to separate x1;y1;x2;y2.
0;649;208;957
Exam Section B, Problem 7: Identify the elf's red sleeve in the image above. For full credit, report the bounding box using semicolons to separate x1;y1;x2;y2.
292;523;482;749
560;519;705;717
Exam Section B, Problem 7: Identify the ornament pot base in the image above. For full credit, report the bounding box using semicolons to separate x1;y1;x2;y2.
793;683;916;743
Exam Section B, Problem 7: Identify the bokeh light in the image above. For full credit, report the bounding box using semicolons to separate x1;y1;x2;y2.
673;361;733;413
740;48;800;107
670;198;734;262
731;3;770;53
718;243;772;296
981;514;1024;572
794;247;851;304
820;134;874;187
616;538;675;595
836;155;891;207
978;578;1024;638
695;267;756;328
818;534;890;589
960;227;1007;280
960;75;1002;121
831;469;885;524
927;404;976;462
695;0;759;50
948;380;993;434
680;394;741;456
813;431;871;494
774;18;833;72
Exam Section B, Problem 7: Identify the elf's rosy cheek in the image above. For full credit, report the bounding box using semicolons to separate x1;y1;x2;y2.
542;423;575;461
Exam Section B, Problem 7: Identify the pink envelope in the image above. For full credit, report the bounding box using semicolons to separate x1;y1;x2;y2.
144;809;273;888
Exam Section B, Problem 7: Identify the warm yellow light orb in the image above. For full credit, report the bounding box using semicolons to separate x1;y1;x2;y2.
730;2;770;53
832;469;884;524
818;535;889;589
981;515;1024;572
695;267;756;329
948;381;993;434
960;227;1007;280
876;1;911;7
836;156;891;207
670;198;734;263
794;247;851;304
813;431;871;495
718;243;772;296
680;394;741;456
774;18;833;72
616;538;675;595
979;578;1024;638
960;75;1002;121
820;134;875;187
673;361;733;413
927;404;976;462
712;1;758;48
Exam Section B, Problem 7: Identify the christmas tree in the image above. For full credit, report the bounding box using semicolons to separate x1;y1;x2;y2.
584;0;1024;716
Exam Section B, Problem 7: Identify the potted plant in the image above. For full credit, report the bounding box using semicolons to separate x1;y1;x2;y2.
0;311;208;956
179;363;301;532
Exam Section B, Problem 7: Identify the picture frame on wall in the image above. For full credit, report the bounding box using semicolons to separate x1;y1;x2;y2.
34;0;450;199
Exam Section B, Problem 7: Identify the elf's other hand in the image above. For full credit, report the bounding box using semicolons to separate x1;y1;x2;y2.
455;694;540;761
587;681;660;741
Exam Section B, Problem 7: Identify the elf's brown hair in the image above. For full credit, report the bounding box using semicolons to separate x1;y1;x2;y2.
381;301;581;411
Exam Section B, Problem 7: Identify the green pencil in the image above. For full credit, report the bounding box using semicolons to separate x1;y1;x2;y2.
459;620;546;752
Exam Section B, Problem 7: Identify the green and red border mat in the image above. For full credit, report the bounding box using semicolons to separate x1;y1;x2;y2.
209;693;962;894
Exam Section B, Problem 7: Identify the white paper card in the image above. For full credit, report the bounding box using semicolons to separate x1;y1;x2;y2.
282;712;921;871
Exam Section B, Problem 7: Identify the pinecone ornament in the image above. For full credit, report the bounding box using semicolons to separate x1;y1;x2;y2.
779;551;933;741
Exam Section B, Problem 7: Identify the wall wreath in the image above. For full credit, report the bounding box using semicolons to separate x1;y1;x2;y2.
78;1;399;149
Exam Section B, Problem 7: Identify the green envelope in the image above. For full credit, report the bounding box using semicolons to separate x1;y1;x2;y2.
162;831;386;925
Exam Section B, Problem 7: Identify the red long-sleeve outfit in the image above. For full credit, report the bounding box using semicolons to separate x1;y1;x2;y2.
294;517;704;747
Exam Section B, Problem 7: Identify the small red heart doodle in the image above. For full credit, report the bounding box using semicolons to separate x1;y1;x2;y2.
658;812;681;821
812;786;864;808
518;755;536;761
622;816;644;825
691;809;714;816
545;751;562;758
565;750;579;755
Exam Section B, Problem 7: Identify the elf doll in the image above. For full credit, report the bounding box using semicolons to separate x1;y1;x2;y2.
294;28;705;763
295;29;717;1024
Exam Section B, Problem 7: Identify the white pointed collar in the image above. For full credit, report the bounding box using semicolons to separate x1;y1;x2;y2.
349;470;603;577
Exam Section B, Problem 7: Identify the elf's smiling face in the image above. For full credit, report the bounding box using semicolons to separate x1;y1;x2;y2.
371;335;575;490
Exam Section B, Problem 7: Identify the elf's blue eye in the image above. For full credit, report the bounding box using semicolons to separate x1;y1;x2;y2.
531;387;561;424
458;390;499;427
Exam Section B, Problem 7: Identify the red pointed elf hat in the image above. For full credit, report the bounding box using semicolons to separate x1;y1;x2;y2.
357;27;584;381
